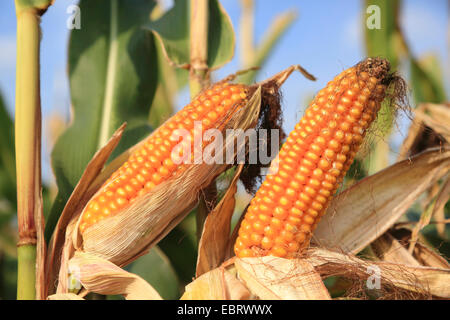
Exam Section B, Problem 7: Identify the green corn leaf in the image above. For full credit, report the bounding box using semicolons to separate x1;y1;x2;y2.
46;0;158;241
363;0;402;174
126;246;181;299
0;92;16;187
365;0;400;68
146;0;235;70
158;211;197;285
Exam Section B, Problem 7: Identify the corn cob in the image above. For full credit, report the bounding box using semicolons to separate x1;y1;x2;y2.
234;58;392;258
79;83;248;234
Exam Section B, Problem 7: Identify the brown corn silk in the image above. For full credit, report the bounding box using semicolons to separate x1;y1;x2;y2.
234;58;393;258
79;83;248;234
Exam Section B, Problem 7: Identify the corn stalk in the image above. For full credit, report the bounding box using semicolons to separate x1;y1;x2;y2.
189;0;216;241
14;0;52;300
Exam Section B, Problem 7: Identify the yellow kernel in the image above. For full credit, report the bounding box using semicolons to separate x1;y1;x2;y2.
318;159;331;170
290;207;303;217
250;233;262;245
273;207;288;220
261;237;273;250
270;246;287;258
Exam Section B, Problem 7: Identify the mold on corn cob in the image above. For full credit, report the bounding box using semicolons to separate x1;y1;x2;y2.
234;58;396;259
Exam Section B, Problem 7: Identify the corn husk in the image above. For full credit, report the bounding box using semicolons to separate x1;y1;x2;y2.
196;164;244;277
306;247;450;299
371;233;420;266
67;252;162;300
413;242;450;269
47;124;127;295
181;266;250;300
48;293;85;300
234;256;331;300
398;103;450;160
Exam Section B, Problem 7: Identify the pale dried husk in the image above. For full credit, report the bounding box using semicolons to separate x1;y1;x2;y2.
413;242;450;269
371;233;421;266
48;293;85;300
47;124;127;296
73;87;262;267
63;251;162;300
306;247;450;299
234;256;331;300
182;246;450;300
181;266;250;300
398;103;450;160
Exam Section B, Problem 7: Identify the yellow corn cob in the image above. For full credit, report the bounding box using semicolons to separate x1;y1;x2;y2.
79;82;248;234
234;58;392;258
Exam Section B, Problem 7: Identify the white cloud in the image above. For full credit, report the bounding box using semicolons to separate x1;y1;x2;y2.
0;36;16;71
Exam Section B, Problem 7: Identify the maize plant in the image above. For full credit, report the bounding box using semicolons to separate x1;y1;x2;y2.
4;0;450;302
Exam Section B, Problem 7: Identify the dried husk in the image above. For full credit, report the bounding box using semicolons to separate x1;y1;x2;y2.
65;251;162;300
413;242;450;269
181;266;250;300
398;103;450;160
234;256;331;300
414;103;450;142
306;247;450;299
47;293;85;300
371;233;420;266
73;87;262;266
313;147;450;254
196;164;244;277
385;226;450;269
47;124;127;295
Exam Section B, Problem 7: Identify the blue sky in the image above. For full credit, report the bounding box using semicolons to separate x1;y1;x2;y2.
0;0;448;184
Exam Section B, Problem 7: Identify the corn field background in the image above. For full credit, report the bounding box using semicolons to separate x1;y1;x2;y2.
0;0;449;300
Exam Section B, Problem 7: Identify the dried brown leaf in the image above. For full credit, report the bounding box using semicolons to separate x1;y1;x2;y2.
313;147;450;254
234;257;331;300
226;203;250;260
371;233;420;266
307;248;450;298
413;242;450;269
417;103;450;142
431;178;450;237
398;103;450;160
397;113;424;161
196;164;244;277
